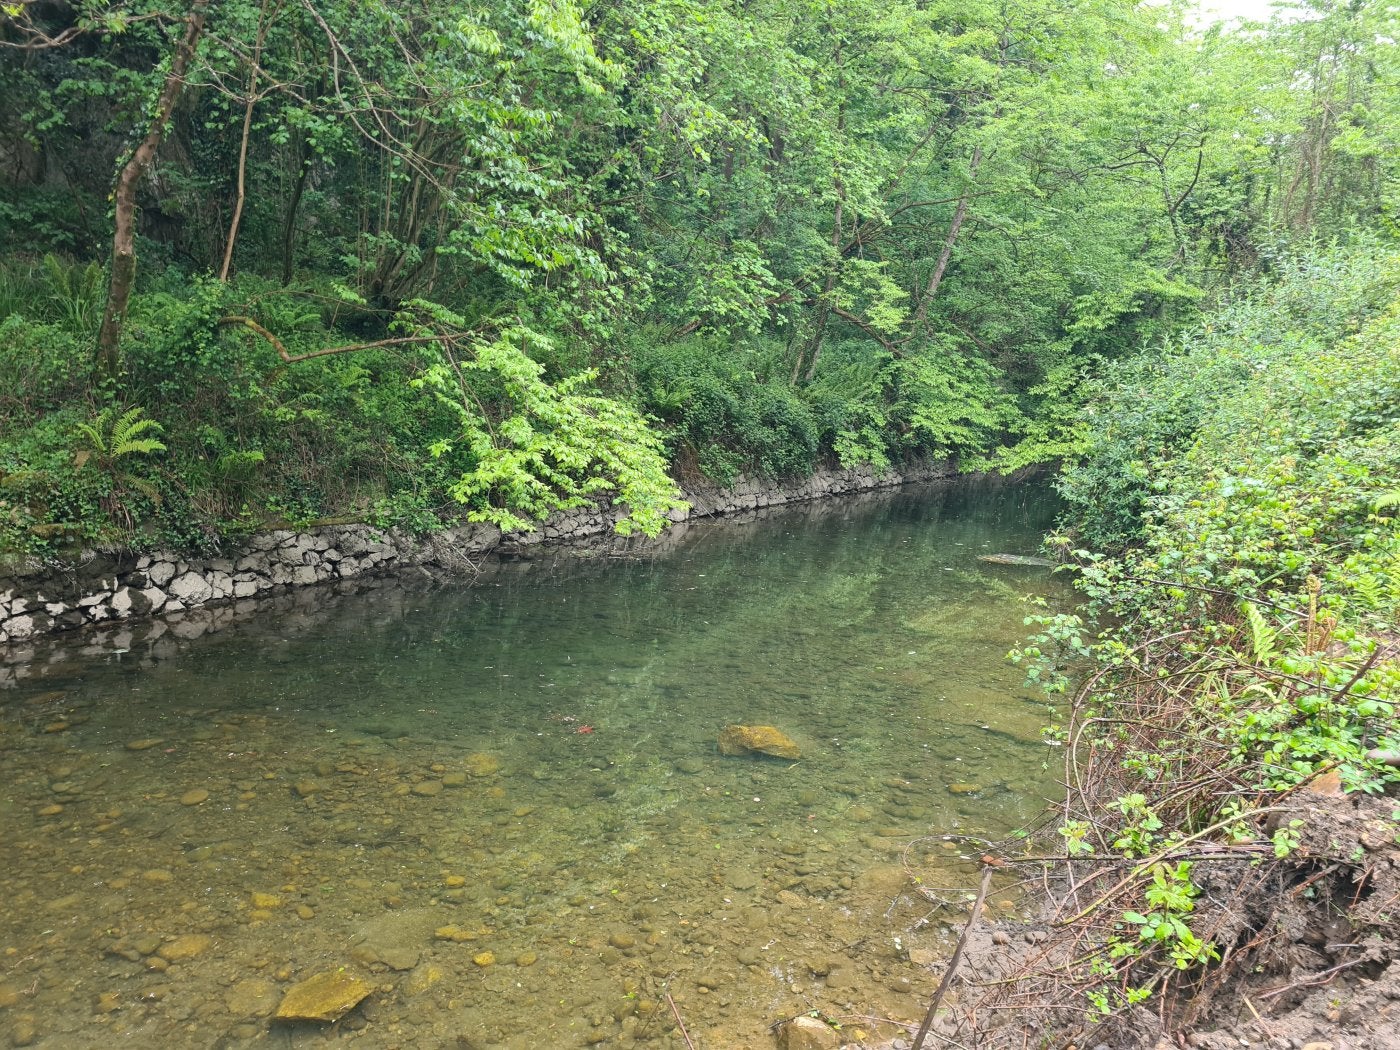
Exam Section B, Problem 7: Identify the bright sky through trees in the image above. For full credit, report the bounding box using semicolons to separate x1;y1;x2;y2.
1192;0;1283;24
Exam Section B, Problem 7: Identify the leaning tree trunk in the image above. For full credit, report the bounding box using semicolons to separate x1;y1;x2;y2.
96;0;210;380
912;146;981;330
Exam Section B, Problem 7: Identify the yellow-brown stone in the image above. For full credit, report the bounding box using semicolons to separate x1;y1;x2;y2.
718;725;801;760
274;970;373;1022
156;934;213;962
464;753;500;777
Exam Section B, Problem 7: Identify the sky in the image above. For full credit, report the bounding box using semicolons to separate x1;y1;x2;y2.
1191;0;1289;24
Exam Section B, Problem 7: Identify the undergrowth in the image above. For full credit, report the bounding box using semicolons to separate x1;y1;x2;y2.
961;243;1400;1045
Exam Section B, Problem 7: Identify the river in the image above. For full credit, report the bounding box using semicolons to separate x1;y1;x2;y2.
0;477;1071;1048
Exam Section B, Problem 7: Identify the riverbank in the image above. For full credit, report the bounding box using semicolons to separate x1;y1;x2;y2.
0;459;959;648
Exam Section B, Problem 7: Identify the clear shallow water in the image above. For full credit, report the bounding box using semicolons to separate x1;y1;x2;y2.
0;478;1072;1049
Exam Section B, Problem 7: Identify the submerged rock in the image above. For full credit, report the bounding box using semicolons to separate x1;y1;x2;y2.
464;753;501;777
225;978;280;1017
718;724;801;760
274;970;373;1022
156;934;212;962
776;1014;843;1050
976;553;1054;567
401;961;444;997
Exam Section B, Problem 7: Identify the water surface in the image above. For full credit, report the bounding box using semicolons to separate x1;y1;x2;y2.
0;478;1071;1048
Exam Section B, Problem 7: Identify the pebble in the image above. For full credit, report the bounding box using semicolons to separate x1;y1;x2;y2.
947;782;982;795
36;804;63;817
465;753;500;777
515;952;538;967
1359;822;1393;852
991;931;1010;946
11;1021;37;1046
157;934;213;961
402;962;444;997
412;780;444;797
222;977;278;1018
435;925;473;942
472;951;495;967
133;935;162;956
179;789;209;806
727;869;759;891
378;948;420;972
296;905;315;920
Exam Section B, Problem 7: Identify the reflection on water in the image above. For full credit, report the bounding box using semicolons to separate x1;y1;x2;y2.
0;478;1072;1048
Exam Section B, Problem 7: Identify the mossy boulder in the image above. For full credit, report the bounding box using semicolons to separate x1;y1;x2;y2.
718;724;801;760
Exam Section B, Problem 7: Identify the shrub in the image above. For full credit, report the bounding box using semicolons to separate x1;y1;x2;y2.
631;334;821;482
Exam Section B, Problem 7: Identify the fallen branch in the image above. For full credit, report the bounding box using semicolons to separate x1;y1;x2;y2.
911;865;994;1050
666;993;696;1050
217;315;446;362
1057;806;1287;927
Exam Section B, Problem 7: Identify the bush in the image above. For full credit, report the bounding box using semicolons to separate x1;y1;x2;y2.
1060;240;1400;550
631;334;820;482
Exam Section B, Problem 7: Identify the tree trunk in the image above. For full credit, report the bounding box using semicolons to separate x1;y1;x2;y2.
913;146;981;329
96;0;210;379
219;0;270;283
281;132;312;286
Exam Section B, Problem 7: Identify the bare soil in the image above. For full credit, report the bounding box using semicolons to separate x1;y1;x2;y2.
851;780;1399;1050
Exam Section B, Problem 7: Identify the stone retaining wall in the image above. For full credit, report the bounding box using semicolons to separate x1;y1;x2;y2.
0;460;955;646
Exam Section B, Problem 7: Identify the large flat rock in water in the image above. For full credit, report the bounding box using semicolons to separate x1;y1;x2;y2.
718;724;801;760
275;971;373;1022
976;553;1054;567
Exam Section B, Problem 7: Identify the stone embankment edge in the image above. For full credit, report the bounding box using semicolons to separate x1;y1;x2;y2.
0;460;957;646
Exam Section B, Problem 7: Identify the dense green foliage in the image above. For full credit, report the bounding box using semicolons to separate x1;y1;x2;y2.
1;0;1397;556
1057;240;1399;778
1012;240;1399;1029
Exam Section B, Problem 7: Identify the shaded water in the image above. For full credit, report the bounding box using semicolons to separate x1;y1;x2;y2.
0;479;1072;1049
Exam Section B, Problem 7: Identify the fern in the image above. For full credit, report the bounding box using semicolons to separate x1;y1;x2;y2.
1349;573;1384;609
41;254;104;335
1241;601;1278;665
76;406;167;466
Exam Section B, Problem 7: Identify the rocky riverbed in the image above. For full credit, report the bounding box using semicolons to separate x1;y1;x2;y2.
0;478;1070;1048
0;698;1043;1048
